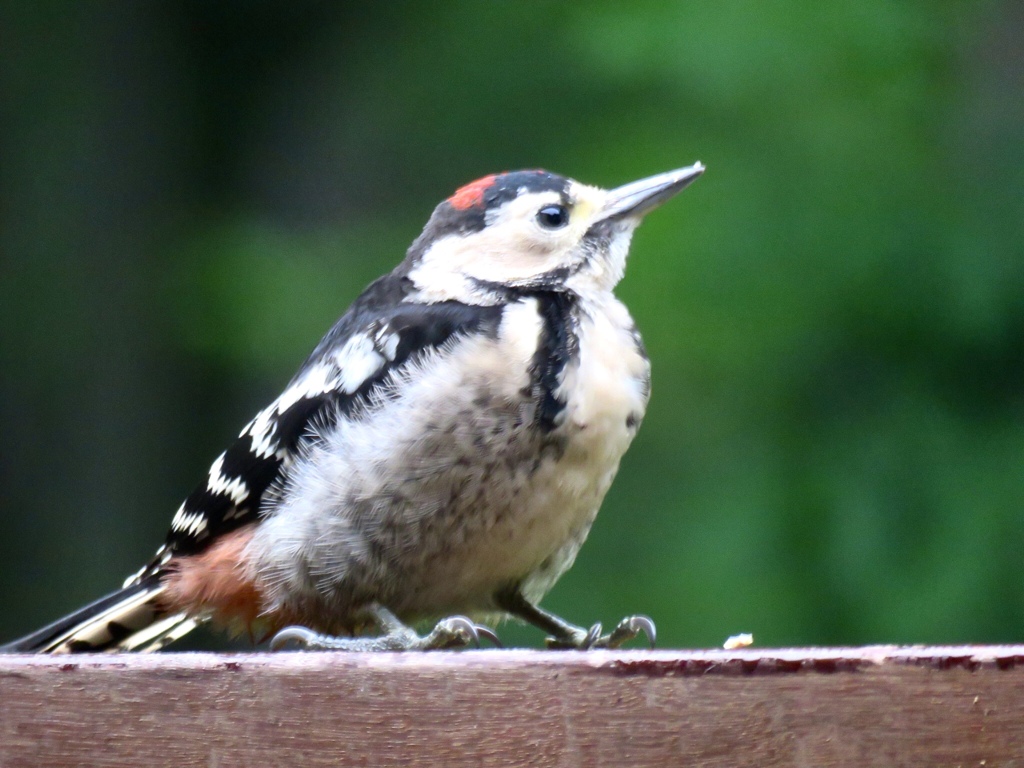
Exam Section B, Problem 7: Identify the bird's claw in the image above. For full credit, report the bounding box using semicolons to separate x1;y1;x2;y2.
426;616;501;649
474;623;503;648
270;625;321;651
606;614;656;649
545;615;656;650
269;615;501;652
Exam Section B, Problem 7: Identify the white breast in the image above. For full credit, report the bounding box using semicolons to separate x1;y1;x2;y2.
561;294;650;458
247;293;650;623
515;293;650;600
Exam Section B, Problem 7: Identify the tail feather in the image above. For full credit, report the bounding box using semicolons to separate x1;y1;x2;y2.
117;612;198;652
1;577;197;654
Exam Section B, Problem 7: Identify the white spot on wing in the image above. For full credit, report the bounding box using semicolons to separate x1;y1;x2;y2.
170;505;208;537
373;325;400;361
246;364;341;459
247;405;278;459
334;333;386;394
207;452;250;505
123;564;149;588
278;364;338;412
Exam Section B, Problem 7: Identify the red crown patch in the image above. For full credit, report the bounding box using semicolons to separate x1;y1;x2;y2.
447;174;499;211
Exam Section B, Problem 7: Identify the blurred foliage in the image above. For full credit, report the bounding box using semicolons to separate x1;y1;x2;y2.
1;1;1022;650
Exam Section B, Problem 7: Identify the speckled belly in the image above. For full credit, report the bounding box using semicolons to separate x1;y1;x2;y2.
247;299;649;629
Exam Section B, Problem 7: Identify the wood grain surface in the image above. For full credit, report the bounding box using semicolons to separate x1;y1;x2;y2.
2;646;1023;767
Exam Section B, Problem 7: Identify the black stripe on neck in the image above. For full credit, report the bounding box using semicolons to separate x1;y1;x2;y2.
529;291;579;432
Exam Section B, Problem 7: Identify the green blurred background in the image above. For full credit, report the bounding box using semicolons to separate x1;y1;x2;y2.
1;1;1022;650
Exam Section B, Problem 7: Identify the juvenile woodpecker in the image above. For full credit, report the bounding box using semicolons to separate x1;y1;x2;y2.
3;163;704;654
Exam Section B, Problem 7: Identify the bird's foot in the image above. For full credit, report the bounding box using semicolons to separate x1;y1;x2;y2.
270;610;500;652
545;615;656;650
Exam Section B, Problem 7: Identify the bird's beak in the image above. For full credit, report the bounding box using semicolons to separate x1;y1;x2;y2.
597;162;705;222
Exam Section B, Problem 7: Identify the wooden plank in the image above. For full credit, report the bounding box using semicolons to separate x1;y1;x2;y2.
1;646;1023;767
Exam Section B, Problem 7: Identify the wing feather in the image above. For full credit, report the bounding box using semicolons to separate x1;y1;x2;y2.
159;273;502;560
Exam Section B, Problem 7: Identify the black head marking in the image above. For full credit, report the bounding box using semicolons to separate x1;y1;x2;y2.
449;170;570;213
406;170;573;261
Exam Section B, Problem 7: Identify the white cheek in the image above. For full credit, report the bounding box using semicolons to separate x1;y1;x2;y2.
410;226;567;291
513;221;562;256
406;187;604;300
405;236;478;302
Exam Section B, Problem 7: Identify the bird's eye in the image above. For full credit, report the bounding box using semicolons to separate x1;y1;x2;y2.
536;204;569;229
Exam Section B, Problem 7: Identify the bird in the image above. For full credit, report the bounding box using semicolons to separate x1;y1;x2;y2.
2;162;704;654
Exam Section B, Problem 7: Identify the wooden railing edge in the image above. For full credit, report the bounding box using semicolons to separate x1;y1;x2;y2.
2;645;1022;766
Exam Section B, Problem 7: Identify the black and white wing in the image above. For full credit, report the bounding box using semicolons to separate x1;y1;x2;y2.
153;274;502;566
